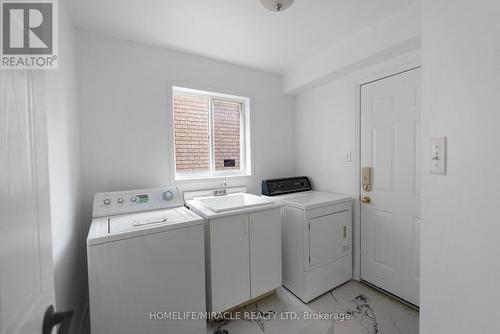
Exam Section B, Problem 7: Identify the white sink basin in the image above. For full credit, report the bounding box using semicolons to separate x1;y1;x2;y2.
196;193;273;213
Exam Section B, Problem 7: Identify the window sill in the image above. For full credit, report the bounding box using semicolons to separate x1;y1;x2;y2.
174;173;251;184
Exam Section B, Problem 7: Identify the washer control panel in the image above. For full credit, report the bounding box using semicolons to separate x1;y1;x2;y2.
92;186;184;217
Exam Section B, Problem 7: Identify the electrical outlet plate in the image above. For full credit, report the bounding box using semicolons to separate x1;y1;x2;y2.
430;137;447;175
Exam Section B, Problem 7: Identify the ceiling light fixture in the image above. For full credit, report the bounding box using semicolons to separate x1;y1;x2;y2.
260;0;295;12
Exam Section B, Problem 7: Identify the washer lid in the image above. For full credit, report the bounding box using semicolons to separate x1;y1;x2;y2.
87;207;203;246
273;191;351;210
109;209;186;234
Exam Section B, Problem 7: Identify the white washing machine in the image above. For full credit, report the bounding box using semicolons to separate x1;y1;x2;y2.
87;186;206;334
262;177;353;303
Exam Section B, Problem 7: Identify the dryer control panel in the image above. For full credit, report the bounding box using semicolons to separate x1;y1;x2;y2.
92;186;184;217
262;176;312;196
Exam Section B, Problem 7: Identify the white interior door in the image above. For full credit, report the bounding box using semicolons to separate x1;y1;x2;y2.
0;71;56;333
360;68;420;306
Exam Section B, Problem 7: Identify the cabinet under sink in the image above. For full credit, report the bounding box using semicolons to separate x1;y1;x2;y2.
186;193;282;313
207;208;281;312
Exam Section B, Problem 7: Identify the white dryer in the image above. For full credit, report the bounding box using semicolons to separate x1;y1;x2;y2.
262;177;352;303
87;186;206;334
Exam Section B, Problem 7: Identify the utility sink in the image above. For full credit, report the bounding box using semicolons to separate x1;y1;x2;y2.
195;193;273;213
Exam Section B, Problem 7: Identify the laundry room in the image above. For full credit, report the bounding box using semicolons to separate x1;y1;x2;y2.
1;1;500;334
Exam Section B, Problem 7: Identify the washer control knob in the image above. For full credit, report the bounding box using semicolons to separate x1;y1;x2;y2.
103;198;111;206
130;196;138;203
162;191;173;201
117;197;124;204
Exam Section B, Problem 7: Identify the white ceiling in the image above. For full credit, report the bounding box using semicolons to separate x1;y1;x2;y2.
68;0;416;74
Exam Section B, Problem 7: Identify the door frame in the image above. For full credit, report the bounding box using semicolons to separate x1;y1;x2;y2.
353;54;421;280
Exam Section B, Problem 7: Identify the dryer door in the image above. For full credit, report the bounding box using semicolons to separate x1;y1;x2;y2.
308;210;351;268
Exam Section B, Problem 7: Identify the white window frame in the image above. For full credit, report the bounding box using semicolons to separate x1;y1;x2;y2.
172;86;252;181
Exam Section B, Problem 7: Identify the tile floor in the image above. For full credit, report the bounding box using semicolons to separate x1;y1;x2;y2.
207;281;418;334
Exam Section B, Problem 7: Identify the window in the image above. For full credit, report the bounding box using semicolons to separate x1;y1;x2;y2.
172;87;251;180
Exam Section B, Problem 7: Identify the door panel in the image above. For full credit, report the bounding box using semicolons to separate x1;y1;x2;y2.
372;125;396;192
372;209;396;268
0;71;55;333
210;214;250;312
360;68;420;306
309;210;351;267
249;208;281;298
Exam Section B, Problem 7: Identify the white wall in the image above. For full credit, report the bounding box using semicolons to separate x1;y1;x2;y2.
294;51;420;278
420;1;500;332
294;77;356;194
44;2;86;333
75;30;294;229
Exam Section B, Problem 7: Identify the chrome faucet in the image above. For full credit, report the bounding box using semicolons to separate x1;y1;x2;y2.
212;181;228;197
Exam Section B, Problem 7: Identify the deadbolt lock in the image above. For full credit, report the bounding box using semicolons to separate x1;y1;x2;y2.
361;166;372;192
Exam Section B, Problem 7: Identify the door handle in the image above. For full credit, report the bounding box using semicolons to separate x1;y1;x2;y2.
361;196;371;204
42;305;73;334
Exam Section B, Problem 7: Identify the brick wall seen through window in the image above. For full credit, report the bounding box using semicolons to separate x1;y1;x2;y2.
213;100;241;170
173;95;210;172
173;88;247;177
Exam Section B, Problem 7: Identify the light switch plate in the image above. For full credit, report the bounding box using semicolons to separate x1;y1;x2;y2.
344;151;352;162
430;137;447;175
